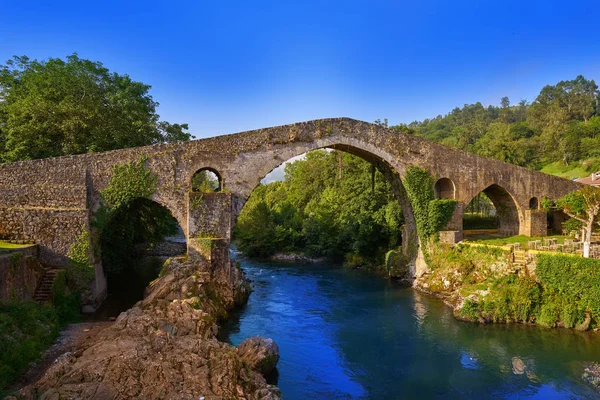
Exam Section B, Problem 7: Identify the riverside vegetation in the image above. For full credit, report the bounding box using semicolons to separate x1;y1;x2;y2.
418;243;600;331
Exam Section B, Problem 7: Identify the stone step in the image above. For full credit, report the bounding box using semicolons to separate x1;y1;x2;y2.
34;269;63;303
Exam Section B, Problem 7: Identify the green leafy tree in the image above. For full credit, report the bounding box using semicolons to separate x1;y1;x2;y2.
235;150;404;265
552;186;600;258
0;54;192;162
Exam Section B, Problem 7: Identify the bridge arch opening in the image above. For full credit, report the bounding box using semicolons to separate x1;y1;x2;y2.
97;197;185;318
434;178;455;199
191;168;222;192
233;146;416;276
529;197;539;210
463;184;522;236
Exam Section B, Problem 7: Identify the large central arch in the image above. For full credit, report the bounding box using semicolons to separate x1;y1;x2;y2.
222;139;424;277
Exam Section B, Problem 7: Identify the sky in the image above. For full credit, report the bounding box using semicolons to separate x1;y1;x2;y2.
1;0;599;139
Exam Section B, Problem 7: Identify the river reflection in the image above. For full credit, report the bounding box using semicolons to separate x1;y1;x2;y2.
219;259;600;399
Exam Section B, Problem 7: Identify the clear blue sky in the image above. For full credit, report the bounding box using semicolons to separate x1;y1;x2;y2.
1;0;599;139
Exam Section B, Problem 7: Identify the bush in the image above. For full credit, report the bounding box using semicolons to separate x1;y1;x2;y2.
52;270;81;325
0;301;59;391
536;253;600;327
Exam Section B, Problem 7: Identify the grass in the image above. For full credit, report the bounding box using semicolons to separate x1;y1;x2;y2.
0;241;27;249
463;214;498;230
541;161;587;180
465;234;570;249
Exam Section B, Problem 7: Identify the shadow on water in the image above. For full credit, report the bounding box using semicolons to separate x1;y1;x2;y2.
86;257;164;321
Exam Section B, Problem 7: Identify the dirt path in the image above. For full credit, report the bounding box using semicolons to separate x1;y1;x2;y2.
6;321;113;394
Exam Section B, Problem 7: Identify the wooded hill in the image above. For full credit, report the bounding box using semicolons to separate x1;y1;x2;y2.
394;75;600;179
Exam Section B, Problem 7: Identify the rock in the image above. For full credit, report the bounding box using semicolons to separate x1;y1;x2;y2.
583;362;600;390
13;257;280;400
576;313;591;331
238;336;280;375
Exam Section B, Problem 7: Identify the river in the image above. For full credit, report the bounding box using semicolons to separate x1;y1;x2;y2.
219;258;600;399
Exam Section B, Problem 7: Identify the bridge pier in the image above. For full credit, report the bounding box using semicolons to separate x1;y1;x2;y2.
522;209;547;237
186;191;233;269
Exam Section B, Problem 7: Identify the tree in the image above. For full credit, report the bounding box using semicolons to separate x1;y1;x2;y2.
552;186;600;258
0;54;191;162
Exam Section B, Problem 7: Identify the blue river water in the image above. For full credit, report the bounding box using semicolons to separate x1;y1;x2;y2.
219;258;600;399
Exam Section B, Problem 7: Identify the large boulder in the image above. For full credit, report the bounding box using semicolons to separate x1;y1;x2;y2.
238;336;280;375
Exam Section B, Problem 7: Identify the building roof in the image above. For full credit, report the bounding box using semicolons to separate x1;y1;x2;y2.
575;172;600;186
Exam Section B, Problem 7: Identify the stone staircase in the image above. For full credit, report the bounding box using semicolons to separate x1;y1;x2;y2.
33;269;61;303
513;250;527;266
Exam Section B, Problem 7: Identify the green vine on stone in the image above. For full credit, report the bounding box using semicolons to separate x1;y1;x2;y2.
101;157;157;209
189;192;204;210
429;199;457;233
67;226;95;284
403;167;457;241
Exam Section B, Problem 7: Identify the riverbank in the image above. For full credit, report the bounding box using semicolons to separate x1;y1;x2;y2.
415;241;600;332
7;257;281;400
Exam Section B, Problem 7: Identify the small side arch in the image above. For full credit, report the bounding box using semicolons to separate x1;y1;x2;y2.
191;167;222;192
529;197;539;210
463;184;523;236
434;177;455;199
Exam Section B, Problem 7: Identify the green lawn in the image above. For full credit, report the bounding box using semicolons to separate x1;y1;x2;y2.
0;241;27;249
540;161;587;180
464;234;570;249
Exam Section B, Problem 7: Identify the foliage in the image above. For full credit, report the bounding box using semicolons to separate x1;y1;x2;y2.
235;150;403;265
562;217;582;234
402;75;600;172
428;243;600;329
403;167;435;240
0;54;191;163
51;270;81;325
428;199;457;233
403;168;455;240
552;186;600;257
67;227;95;285
536;253;600;328
459;275;541;324
384;249;406;276
96;159;178;275
0;301;59;392
100;158;157;209
191;170;220;193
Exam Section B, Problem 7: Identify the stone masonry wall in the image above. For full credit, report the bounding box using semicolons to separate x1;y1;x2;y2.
0;207;88;267
188;192;232;239
0;249;45;301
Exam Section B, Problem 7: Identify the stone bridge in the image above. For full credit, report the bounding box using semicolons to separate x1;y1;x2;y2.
0;118;581;303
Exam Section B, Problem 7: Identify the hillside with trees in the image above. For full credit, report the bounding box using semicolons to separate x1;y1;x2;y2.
399;75;600;178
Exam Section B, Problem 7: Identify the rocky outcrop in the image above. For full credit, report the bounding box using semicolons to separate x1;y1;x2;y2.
238;337;280;375
13;258;281;400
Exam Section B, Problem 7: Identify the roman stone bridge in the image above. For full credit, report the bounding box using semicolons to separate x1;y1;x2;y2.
0;118;581;304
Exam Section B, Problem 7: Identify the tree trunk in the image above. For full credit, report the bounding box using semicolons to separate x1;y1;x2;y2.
584;220;593;258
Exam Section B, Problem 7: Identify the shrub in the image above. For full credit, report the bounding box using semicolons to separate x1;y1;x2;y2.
0;301;59;391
